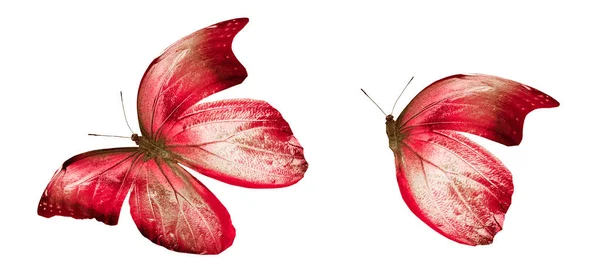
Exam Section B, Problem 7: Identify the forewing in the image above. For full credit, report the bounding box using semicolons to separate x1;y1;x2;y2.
396;130;512;245
38;148;141;225
129;158;235;254
397;74;559;146
137;18;248;140
163;98;308;188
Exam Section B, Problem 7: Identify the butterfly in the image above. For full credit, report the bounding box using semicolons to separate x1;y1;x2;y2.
37;18;308;254
363;74;559;245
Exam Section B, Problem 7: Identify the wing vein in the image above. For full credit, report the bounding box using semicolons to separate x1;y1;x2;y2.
402;141;496;237
168;119;277;139
111;153;143;212
146;71;247;140
405;137;504;204
145;164;165;241
398;93;464;128
171;163;220;251
431;130;506;194
176;104;256;121
177;148;289;178
65;152;138;191
166;126;274;148
397;145;462;236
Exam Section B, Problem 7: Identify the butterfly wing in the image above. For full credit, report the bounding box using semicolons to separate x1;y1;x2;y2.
393;74;559;245
129;157;235;254
137;18;248;140
396;130;512;245
397;74;559;146
162;98;308;188
135;17;307;188
38;148;141;225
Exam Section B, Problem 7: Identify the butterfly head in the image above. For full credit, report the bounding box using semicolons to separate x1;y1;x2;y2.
131;133;142;143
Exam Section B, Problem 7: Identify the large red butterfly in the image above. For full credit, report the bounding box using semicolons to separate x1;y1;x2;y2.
37;18;308;254
367;74;558;245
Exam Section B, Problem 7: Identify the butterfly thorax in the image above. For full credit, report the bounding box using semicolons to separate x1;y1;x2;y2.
385;115;401;152
131;133;175;161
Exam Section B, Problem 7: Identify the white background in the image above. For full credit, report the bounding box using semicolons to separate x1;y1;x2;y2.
1;0;598;277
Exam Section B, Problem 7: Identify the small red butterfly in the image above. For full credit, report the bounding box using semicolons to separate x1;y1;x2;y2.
37;18;308;254
363;74;559;245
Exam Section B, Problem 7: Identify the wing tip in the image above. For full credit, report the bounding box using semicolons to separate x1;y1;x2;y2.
213;17;250;30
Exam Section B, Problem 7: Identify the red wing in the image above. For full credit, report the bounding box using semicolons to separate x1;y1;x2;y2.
38;148;141;225
129;157;235;254
137;18;249;140
396;130;512;245
163;98;308;188
397;74;559;146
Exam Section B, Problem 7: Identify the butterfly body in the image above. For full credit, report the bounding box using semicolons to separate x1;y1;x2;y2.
131;134;174;161
385;115;402;151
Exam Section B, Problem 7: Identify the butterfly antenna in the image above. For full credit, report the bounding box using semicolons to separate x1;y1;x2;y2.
361;88;387;116
88;133;130;138
390;76;414;116
120;91;135;134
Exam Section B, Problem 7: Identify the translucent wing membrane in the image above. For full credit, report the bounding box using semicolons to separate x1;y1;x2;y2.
38;148;140;225
129;158;235;254
137;18;249;140
165;99;308;188
391;74;559;245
